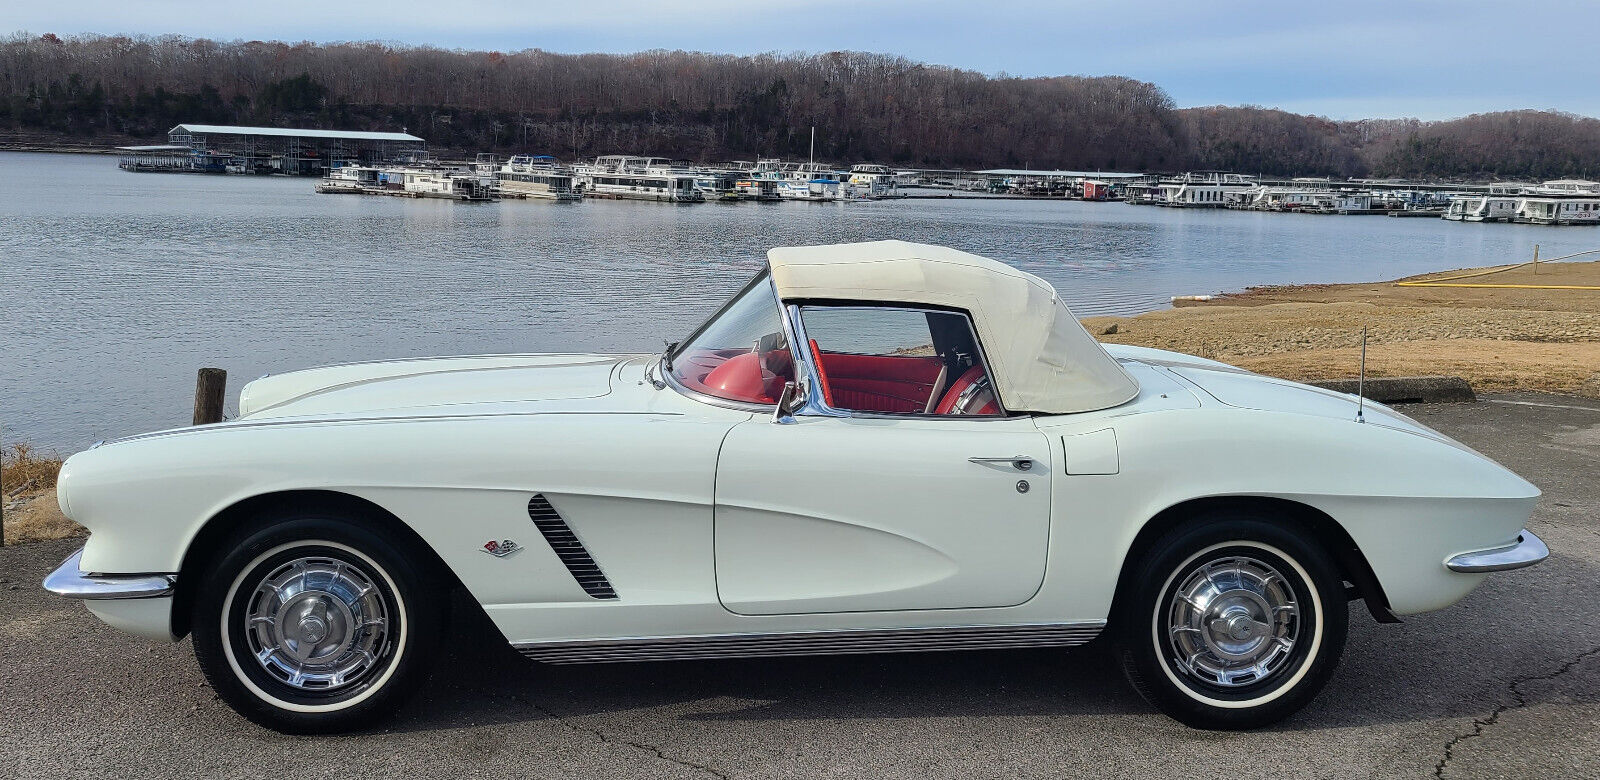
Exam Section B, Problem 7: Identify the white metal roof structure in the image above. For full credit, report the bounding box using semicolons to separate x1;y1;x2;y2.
767;240;1140;414
115;144;194;152
975;169;1145;179
169;124;424;142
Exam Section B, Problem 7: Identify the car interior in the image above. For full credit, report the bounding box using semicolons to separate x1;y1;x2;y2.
805;308;1000;416
674;306;999;416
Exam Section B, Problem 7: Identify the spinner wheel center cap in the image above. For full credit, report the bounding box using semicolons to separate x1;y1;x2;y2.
298;615;329;645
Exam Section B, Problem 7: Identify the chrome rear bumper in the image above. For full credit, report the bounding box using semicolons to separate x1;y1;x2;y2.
42;547;176;599
1446;529;1550;573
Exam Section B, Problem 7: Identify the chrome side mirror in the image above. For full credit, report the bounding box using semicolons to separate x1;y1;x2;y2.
773;381;800;424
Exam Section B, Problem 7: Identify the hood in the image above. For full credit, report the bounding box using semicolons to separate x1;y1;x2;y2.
238;353;628;420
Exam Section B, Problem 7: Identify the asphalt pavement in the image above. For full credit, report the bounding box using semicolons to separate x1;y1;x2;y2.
1;392;1595;779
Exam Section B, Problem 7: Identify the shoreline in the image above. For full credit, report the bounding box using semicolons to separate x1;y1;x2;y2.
0;143;120;155
1083;259;1600;398
0;147;1578;188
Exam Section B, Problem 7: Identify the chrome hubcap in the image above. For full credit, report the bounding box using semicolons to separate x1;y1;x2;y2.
1167;555;1300;688
243;556;389;691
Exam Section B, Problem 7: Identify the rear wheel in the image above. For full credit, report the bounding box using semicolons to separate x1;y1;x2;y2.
191;512;442;733
1116;515;1348;729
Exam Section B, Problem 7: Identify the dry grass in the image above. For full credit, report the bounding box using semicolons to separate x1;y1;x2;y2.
2;443;81;546
1082;259;1600;398
2;442;63;493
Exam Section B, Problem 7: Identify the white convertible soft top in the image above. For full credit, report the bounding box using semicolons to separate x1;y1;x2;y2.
768;240;1140;414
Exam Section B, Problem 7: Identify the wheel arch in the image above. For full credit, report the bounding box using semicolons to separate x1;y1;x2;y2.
170;489;469;639
1111;495;1398;625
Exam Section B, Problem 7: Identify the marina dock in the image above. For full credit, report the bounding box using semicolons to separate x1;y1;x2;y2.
107;122;1599;224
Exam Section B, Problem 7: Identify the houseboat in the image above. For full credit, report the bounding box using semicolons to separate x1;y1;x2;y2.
733;177;783;201
1513;194;1600;225
1237;185;1373;214
694;171;744;201
386;166;496;201
1505;181;1600;225
574;156;705;202
315;162;383;194
780;163;850;201
495;155;581;201
780;178;849;201
1122;178;1166;205
1444;195;1519;222
848;164;899;198
731;158;788;201
1533;179;1600;194
1157;172;1258;208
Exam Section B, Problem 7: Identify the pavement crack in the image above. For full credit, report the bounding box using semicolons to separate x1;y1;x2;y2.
511;691;730;779
1434;644;1600;778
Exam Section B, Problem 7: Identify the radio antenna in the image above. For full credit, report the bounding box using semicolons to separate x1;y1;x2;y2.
1356;327;1367;423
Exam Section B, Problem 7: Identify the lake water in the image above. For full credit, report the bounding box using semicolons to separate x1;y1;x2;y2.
4;151;1595;452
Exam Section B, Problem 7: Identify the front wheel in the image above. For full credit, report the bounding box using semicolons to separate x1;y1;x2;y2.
191;512;443;733
1116;515;1348;729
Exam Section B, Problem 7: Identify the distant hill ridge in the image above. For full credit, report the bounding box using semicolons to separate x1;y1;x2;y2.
3;33;1598;179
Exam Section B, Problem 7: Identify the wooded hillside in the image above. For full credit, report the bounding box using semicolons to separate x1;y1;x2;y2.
3;33;1596;179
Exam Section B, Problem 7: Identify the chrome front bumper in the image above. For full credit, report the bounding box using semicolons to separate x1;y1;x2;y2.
42;547;176;600
1446;529;1550;573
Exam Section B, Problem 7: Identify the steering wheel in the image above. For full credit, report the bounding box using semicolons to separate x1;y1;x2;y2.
934;366;999;415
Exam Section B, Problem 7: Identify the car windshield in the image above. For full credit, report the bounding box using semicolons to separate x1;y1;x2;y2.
668;272;795;405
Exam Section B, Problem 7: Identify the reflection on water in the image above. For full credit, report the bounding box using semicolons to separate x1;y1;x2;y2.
3;151;1592;450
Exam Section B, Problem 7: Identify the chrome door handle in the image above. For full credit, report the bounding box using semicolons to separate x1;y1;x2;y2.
968;456;1034;471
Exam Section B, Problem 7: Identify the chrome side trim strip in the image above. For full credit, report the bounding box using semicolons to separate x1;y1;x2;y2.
42;547;176;600
1446;529;1550;573
515;621;1105;664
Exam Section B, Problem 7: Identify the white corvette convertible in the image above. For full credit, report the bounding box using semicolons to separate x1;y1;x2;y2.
46;240;1547;733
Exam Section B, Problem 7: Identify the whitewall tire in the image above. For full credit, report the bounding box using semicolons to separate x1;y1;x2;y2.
1116;514;1348;729
191;512;443;733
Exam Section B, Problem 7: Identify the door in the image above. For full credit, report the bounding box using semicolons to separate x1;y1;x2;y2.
714;415;1051;615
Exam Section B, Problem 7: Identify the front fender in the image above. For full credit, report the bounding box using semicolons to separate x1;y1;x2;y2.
58;412;736;618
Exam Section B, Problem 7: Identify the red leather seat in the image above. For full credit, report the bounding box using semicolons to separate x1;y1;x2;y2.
807;350;942;413
808;340;836;407
699;351;780;403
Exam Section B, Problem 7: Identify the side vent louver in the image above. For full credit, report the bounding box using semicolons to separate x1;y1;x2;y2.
527;494;618;600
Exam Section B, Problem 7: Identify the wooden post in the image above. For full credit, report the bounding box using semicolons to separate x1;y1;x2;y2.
1533;243;1540;274
193;368;227;425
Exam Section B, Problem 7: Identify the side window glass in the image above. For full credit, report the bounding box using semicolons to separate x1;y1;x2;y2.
799;307;1002;416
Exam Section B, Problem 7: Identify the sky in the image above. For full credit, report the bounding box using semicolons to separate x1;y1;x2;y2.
10;0;1599;120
